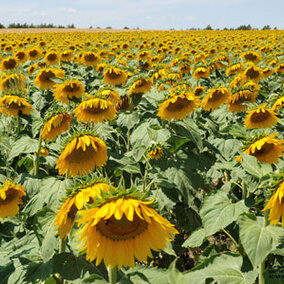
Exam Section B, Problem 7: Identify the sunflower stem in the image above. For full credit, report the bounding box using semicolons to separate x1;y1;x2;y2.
108;266;117;284
259;212;268;284
34;134;43;176
221;229;240;253
16;115;21;135
59;238;66;253
241;181;247;199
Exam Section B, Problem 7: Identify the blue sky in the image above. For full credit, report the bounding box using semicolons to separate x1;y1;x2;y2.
0;0;283;29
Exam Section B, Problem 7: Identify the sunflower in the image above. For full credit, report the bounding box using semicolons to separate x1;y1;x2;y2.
15;50;27;63
262;67;274;78
243;65;263;81
74;97;117;123
96;63;108;73
41;113;73;141
27;48;42;60
201;87;230;111
179;63;191;74
76;196;178;269
0;73;26;92
103;67;127;86
128;78;152;95
39;148;49;157
81;51;100;66
56;134;108;177
193;86;206;96
262;180;284;227
53;79;85;103
157;91;199;120
44;51;60;65
228;89;257;112
237;134;284;164
0;57;18;71
0;180;26;220
60;50;74;61
34;68;65;90
241;51;262;63
275;63;284;73
97;89;120;104
193;67;210;79
148;146;163;160
244;104;278;129
28;64;38;76
54;182;111;239
272;96;284;111
225;63;244;76
117;95;130;111
0;95;33;117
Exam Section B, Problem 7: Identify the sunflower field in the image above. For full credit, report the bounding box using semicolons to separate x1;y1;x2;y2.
0;29;284;284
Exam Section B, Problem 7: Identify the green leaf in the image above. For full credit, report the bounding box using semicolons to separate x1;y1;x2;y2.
53;253;102;281
167;136;190;153
184;254;258;284
117;112;140;129
200;192;249;236
8;136;39;161
182;228;206;248
168;259;187;284
239;214;284;268
121;264;168;284
241;154;263;178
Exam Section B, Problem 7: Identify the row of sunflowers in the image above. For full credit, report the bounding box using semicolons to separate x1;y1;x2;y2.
0;30;284;283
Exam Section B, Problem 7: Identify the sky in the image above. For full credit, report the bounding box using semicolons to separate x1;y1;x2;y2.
0;0;283;30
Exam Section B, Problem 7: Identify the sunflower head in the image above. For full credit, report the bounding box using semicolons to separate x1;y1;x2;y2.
0;180;26;220
244;104;278;129
201;86;230;111
44;51;60;65
193;67;210;79
272;95;284;111
103;67;127;86
34;68;65;90
27;48;42;60
238;133;284;164
0;57;18;71
157;90;199;120
81;51;100;66
54;180;112;239
41;112;73;141
262;179;284;227
243;65;263;82
0;95;33;117
148;145;164;160
76;188;178;269
128;78;152;95
74;97;117;124
56;133;108;177
53;79;85;103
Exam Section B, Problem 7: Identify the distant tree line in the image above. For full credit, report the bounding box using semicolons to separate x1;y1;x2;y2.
0;23;75;29
192;24;278;31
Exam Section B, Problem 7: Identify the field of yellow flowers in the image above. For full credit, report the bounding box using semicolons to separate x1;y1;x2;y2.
0;29;284;284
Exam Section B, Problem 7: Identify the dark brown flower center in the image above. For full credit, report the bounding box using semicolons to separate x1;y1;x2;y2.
245;68;260;79
63;83;80;93
167;97;191;112
0;188;18;205
250;110;271;123
253;143;274;156
207;90;225;103
39;70;55;82
84;53;98;62
47;53;57;61
97;214;148;241
29;50;39;58
3;59;17;70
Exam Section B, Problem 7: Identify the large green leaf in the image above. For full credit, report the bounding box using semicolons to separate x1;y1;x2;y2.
184;254;258;284
182;228;206;248
8;135;39;161
239;214;284;268
200;192;249;236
